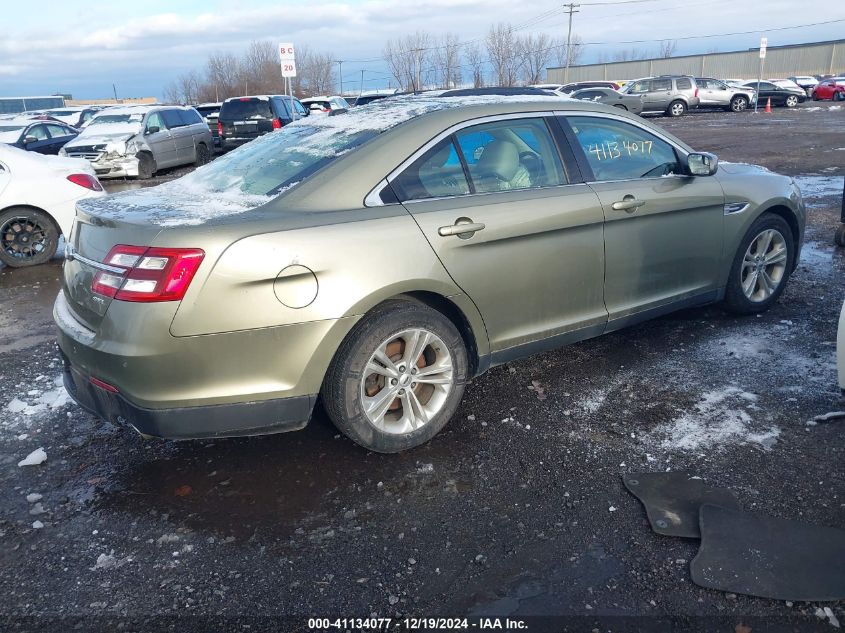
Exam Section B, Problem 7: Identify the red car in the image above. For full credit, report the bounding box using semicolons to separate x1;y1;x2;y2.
812;78;845;101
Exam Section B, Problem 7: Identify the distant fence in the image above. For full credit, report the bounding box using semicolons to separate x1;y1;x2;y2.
548;39;845;82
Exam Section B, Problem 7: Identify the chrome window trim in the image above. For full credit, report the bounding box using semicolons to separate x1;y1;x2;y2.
400;181;592;206
555;110;697;186
365;111;561;206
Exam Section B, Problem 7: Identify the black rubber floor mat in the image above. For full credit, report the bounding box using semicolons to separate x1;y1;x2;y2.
692;504;845;601
622;472;740;538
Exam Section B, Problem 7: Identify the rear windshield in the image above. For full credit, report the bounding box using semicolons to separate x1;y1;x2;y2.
180;122;378;196
220;99;273;120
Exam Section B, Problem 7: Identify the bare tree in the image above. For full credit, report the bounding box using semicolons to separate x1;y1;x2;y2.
659;40;678;58
204;51;243;101
464;41;485;88
432;33;462;88
553;34;584;68
383;31;431;91
241;40;284;95
296;46;336;96
164;70;201;104
519;32;553;85
486;23;520;87
612;47;648;62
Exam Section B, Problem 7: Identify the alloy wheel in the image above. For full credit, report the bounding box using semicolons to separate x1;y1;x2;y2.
732;97;748;112
1;216;48;261
360;328;454;435
670;102;685;116
741;229;788;302
785;95;798;107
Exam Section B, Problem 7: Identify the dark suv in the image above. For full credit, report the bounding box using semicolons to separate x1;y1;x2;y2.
621;76;700;117
218;96;309;151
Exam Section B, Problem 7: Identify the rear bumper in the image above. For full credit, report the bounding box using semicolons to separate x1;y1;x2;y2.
61;352;316;439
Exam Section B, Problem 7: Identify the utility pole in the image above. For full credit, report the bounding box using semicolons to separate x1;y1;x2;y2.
412;48;423;92
360;69;365;96
112;83;118;101
563;3;580;85
335;60;344;96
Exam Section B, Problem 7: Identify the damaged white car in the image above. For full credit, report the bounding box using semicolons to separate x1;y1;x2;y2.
60;105;213;179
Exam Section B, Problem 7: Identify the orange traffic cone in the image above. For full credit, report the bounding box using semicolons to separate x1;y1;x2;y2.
764;97;772;113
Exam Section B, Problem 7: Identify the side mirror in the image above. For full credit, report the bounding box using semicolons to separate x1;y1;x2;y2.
146;125;160;134
23;135;37;144
688;152;718;176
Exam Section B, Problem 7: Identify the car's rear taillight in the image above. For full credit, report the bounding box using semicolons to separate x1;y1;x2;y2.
694;88;699;98
272;118;282;129
321;107;330;113
92;245;205;302
217;121;223;136
67;173;103;191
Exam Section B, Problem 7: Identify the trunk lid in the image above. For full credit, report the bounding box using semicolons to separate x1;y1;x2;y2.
63;201;163;331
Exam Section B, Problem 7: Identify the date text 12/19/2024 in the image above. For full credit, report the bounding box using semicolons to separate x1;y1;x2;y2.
307;617;529;630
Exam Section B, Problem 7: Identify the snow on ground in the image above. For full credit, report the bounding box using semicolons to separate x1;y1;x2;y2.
650;387;780;452
793;175;845;203
2;374;73;436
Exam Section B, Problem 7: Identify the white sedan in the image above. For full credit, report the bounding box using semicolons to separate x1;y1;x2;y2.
0;144;105;267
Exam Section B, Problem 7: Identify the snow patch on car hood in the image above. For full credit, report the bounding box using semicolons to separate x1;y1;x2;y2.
717;161;773;175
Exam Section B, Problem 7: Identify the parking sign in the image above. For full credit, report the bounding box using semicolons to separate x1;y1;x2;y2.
759;37;767;59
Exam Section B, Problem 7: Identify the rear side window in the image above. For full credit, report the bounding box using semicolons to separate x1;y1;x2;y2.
161;110;185;128
46;124;71;137
568;116;682;181
676;78;692;90
454;118;567;193
391;138;470;201
220;99;273;120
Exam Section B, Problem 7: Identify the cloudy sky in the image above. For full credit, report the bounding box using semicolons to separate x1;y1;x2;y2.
1;0;843;99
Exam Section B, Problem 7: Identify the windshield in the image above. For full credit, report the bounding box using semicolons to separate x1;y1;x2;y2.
0;126;25;142
182;122;378;196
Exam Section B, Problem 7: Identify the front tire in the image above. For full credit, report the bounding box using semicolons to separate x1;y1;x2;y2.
137;152;156;180
723;213;795;314
666;100;686;117
322;298;468;453
834;92;845;102
0;207;59;268
730;96;748;112
785;95;799;108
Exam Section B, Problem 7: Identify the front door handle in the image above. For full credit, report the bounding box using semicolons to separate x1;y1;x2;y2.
438;219;486;238
611;196;646;212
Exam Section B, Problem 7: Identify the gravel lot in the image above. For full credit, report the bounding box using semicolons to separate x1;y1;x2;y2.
1;102;844;632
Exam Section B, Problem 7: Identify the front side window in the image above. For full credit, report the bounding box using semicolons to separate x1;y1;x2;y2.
146;112;166;131
28;125;48;140
627;80;651;94
454;118;567;193
391;138;470;201
568;116;683;181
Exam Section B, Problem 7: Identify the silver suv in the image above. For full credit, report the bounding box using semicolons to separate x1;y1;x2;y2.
695;78;756;112
60;105;213;179
622;76;700;117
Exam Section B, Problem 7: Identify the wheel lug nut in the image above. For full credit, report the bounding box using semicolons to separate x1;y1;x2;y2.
411;382;416;388
399;365;406;373
391;378;398;386
399;388;405;395
411;368;417;374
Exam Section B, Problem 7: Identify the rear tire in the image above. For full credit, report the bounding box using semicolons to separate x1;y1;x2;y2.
322;298;468;453
723;213;795;314
137;152;155;180
0;207;59;268
666;100;686;117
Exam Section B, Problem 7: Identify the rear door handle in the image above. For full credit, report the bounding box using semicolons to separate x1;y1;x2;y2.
611;196;646;212
438;220;486;238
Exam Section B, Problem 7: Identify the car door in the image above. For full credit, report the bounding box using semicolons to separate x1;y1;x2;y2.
161;109;193;164
143;111;177;167
390;114;607;357
816;81;833;100
626;79;654;110
697;79;723;106
647;77;674;111
46;124;76;154
561;114;725;326
22;124;54;154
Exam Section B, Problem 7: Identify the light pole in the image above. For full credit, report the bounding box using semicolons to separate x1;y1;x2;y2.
563;3;580;85
335;60;344;96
